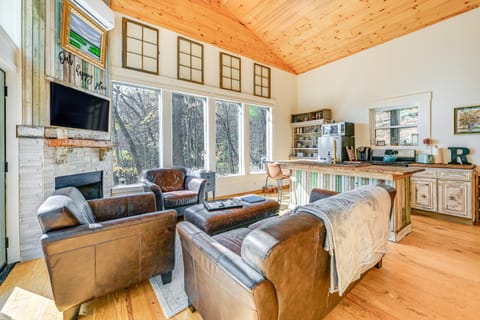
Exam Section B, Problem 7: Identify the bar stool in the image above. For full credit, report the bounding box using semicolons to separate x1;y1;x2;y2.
264;162;291;202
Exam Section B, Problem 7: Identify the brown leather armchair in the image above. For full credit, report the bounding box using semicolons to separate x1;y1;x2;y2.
177;186;396;320
142;167;206;216
37;187;176;320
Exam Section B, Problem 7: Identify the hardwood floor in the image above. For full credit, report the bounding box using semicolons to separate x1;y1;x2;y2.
1;214;479;319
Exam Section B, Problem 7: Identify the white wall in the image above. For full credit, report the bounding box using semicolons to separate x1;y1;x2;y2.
110;14;297;196
298;8;480;165
0;0;21;46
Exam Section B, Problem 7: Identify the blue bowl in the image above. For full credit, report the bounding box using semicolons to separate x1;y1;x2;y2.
383;155;397;163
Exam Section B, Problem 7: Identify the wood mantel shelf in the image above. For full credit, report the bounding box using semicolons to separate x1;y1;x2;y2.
47;138;114;148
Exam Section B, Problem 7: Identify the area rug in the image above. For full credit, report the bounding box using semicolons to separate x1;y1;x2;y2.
0;287;61;320
150;236;189;319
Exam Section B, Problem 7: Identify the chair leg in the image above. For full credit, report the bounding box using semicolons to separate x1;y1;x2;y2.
63;305;81;320
264;176;269;196
277;180;283;202
161;271;172;284
188;299;196;313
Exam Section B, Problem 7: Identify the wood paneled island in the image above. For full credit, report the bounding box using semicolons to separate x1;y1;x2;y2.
278;160;425;242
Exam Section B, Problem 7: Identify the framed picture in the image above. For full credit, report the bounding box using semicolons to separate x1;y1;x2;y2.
60;0;107;70
454;105;480;134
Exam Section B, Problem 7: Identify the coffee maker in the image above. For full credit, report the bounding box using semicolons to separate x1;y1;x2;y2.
356;146;371;161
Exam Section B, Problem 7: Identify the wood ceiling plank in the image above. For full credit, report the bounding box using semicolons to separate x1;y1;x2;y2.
110;0;296;73
278;0;480;73
112;0;480;74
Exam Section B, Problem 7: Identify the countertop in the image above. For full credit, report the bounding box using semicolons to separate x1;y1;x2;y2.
278;160;425;180
409;163;476;170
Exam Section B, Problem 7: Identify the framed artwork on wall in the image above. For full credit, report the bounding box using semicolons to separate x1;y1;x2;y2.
454;105;480;134
60;0;108;70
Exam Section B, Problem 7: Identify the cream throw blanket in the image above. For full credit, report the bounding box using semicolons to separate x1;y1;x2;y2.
293;185;391;296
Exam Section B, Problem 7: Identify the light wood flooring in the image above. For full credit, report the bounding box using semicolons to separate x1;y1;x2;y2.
0;214;479;319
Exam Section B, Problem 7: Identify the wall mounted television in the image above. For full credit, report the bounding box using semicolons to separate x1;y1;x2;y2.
50;82;110;132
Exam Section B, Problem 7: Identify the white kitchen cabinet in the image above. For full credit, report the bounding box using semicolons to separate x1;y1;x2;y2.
410;166;475;220
437;180;471;218
411;178;437;211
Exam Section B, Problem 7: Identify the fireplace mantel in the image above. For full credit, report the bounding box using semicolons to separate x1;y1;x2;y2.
47;138;113;148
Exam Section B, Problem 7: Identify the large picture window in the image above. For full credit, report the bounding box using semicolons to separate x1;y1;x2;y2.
216;100;241;176
112;82;161;184
372;106;419;146
172;92;207;169
249;105;271;172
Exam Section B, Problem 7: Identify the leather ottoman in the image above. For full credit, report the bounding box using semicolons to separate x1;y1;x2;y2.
184;196;280;235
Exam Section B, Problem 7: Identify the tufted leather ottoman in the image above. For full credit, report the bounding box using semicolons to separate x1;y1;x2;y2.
184;196;280;235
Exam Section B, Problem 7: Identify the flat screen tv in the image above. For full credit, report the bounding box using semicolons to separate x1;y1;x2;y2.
50;82;110;132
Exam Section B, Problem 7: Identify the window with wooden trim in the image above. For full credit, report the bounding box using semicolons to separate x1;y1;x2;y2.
371;106;419;146
177;37;204;84
253;63;271;98
122;18;159;74
220;53;241;92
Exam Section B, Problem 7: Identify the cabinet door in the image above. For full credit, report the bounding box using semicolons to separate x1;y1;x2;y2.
411;178;437;211
438;180;472;218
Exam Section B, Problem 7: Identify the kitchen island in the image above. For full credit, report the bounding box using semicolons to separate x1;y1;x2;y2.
278;160;425;242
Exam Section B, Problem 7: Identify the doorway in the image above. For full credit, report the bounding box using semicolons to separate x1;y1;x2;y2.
0;68;6;269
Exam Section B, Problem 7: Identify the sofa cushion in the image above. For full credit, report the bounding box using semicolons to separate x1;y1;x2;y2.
163;190;198;208
212;228;251;255
148;168;186;192
52;187;96;223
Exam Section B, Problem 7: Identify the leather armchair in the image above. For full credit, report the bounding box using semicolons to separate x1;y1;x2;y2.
177;186;396;320
142;167;206;216
37;187;176;320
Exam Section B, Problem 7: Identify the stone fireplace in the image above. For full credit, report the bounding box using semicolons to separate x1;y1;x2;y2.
17;125;113;260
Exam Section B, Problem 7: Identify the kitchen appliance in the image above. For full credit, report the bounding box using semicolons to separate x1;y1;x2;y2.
318;121;355;163
416;153;433;164
317;135;355;163
371;149;416;166
356;146;371;161
321;122;354;136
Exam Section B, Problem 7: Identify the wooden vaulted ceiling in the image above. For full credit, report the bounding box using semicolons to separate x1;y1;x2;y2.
110;0;480;74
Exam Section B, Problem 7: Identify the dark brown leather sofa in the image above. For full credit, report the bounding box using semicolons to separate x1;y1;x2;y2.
177;186;395;320
142;167;206;216
37;187;176;320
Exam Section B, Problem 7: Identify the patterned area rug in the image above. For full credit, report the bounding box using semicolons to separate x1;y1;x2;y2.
150;236;188;319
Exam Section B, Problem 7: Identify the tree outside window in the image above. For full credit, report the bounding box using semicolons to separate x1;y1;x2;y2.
216;100;241;176
249;105;270;172
172;92;207;170
112;83;161;184
373;106;418;146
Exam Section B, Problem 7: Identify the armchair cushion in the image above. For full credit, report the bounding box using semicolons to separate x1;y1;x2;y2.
162;190;198;208
145;168;186;192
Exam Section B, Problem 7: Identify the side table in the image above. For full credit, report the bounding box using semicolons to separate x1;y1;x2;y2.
110;183;145;197
194;170;215;201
